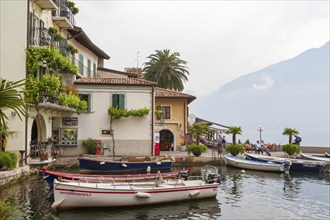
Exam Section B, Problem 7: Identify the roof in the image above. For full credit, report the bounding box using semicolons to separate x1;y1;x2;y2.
155;87;196;104
97;67;138;78
68;26;110;60
74;77;157;86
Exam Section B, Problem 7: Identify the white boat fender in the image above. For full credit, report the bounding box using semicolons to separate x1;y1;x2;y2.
241;169;245;174
156;161;161;165
189;190;200;197
135;192;151;198
122;163;127;167
100;161;105;165
51;199;64;209
147;166;151;173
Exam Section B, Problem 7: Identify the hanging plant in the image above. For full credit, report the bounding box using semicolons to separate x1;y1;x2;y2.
48;27;57;35
39;74;61;97
54;33;64;42
66;44;78;54
26;47;78;75
67;1;79;15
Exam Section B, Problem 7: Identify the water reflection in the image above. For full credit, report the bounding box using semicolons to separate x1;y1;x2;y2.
55;198;220;220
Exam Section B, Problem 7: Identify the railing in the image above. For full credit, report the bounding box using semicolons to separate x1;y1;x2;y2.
40;91;59;105
29;27;51;47
52;0;75;26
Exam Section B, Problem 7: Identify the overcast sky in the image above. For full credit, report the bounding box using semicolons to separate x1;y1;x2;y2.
74;1;329;97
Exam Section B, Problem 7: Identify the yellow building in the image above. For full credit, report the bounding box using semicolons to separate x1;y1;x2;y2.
155;88;196;151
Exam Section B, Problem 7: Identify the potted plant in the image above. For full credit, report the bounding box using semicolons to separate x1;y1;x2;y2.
0;151;18;170
187;144;207;157
281;144;300;156
225;144;244;156
82;138;98;154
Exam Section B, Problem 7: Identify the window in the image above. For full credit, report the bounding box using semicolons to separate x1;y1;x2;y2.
79;94;91;112
157;105;171;119
112;94;125;110
79;54;84;75
93;63;96;77
87;59;91;77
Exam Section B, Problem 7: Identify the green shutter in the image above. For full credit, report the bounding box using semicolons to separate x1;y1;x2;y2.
87;59;91;77
93;63;96;77
87;94;91;112
119;94;125;110
79;54;84;75
156;106;161;119
112;94;118;108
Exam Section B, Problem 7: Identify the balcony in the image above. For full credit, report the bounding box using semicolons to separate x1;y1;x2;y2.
52;0;75;29
29;27;51;47
34;0;58;10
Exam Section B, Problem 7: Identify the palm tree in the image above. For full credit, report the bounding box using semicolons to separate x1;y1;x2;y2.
188;123;210;145
282;127;299;144
142;49;189;91
0;78;26;127
225;126;242;145
0;78;26;149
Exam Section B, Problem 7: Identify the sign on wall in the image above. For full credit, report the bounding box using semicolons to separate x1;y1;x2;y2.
62;117;78;126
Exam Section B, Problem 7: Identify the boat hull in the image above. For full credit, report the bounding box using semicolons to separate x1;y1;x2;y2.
300;153;330;162
53;180;219;209
78;156;174;173
42;168;186;186
245;152;327;173
224;154;287;172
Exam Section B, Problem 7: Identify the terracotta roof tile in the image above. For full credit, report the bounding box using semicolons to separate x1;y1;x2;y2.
155;87;196;103
74;77;157;86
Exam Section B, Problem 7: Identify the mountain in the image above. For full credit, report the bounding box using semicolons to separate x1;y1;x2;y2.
190;41;329;147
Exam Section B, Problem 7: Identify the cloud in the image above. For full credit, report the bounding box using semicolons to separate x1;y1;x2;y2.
251;75;274;91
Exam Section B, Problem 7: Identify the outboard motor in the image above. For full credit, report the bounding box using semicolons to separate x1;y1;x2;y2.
205;173;221;184
178;169;190;180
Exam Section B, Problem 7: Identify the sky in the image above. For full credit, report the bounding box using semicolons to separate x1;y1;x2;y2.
74;1;330;98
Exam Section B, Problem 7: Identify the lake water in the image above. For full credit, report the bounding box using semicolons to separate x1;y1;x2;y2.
1;166;329;220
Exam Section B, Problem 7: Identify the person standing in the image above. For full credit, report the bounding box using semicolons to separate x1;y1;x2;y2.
217;134;223;156
1;135;7;152
293;135;302;146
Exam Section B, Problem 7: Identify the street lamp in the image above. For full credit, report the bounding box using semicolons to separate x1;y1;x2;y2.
257;125;264;142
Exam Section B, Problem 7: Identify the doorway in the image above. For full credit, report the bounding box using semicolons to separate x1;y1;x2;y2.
160;129;174;151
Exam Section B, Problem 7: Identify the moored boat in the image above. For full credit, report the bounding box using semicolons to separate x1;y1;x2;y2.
245;152;329;173
326;152;330;158
78;155;175;173
224;154;290;172
300;153;330;162
42;168;190;186
52;172;220;210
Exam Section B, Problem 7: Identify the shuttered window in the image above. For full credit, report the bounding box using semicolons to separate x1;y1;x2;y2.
161;106;171;119
112;94;125;110
79;54;84;75
93;63;96;77
87;59;91;77
79;94;91;112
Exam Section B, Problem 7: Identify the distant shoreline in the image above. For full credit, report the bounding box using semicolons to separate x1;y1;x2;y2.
301;146;330;154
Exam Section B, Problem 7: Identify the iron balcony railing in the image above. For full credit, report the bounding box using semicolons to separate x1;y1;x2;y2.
29;27;51;47
51;0;75;26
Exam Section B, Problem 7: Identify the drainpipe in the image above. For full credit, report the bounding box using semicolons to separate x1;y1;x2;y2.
184;99;187;146
151;86;155;156
24;0;31;164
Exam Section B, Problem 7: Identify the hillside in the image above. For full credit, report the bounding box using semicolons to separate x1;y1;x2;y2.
190;41;329;147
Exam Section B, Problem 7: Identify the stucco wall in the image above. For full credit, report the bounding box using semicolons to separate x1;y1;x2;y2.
74;85;153;156
155;98;186;149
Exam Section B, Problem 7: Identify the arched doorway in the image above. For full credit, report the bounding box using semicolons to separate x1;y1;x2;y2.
30;115;47;143
160;129;174;151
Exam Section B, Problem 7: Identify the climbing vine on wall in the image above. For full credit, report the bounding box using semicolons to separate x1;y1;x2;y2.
26;47;78;75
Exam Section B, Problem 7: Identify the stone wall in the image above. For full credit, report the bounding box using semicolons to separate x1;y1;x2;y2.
0;166;30;187
301;146;330;154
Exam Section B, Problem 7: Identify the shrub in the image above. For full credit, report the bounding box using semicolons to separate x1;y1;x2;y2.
225;144;244;156
281;144;300;156
187;144;207;157
0;199;18;219
82;138;98;154
0;151;18;169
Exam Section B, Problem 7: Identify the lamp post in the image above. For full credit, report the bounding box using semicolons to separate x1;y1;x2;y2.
257;125;264;142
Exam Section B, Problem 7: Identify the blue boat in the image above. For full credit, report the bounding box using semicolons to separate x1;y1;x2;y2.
245;152;329;173
78;155;175;173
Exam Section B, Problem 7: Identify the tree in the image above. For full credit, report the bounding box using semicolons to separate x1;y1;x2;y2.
0;78;26;126
188;123;210;145
107;107;150;158
282;128;299;144
0;78;26;148
142;49;189;91
225;126;242;145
